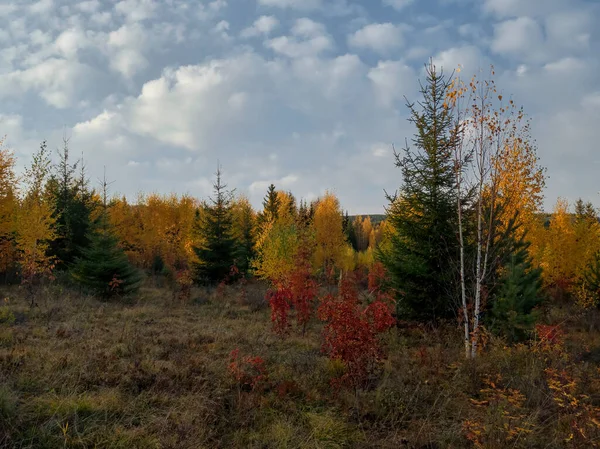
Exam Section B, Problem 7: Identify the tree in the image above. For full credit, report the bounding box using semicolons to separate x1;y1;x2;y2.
15;142;57;302
575;198;597;224
47;135;93;268
379;62;461;322
231;196;256;276
488;238;543;343
258;184;280;228
193;166;238;284
449;65;547;358
0;139;17;279
312;192;347;279
71;171;142;298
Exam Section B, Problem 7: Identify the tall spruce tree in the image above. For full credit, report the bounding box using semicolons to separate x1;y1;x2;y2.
47;136;93;268
488;238;543;342
379;62;461;321
71;170;142;298
261;184;280;223
193;166;238;284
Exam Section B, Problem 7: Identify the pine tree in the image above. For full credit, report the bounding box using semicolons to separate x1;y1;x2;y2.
47;136;93;268
70;170;142;298
259;184;280;225
379;62;461;322
193;166;238;284
232;197;256;276
342;211;358;250
575;198;597;224
488;238;543;343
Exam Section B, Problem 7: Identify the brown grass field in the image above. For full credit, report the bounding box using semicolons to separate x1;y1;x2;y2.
1;281;600;448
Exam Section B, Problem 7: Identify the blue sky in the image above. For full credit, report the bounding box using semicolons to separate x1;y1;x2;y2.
0;0;598;214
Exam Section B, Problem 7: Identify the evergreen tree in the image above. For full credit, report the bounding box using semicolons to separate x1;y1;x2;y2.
488;238;543;342
379;63;461;322
47;136;93;268
298;199;311;228
342;211;358;251
193;166;238;284
583;251;600;306
575;198;597;224
71;171;142;298
260;184;280;223
232;197;256;276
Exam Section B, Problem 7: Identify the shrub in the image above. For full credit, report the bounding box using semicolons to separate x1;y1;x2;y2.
318;276;395;390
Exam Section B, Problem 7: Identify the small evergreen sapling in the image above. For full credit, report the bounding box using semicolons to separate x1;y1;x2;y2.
70;171;142;298
489;239;543;342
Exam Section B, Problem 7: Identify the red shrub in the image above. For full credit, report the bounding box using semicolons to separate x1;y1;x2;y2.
266;285;292;335
267;248;318;336
318;276;395;390
535;324;564;349
368;261;388;294
228;348;267;391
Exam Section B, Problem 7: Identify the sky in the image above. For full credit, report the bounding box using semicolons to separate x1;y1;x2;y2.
0;0;599;214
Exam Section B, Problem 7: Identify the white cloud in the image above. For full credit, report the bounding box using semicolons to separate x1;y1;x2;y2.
368;60;415;107
265;19;334;58
0;58;97;108
258;0;322;10
29;0;54;15
383;0;414;11
241;15;279;38
491;17;544;60
432;45;483;75
115;0;157;22
76;0;101;14
348;23;406;55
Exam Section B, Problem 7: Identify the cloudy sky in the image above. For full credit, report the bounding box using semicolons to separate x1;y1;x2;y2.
0;0;598;214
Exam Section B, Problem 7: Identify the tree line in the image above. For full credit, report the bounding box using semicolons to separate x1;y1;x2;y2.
1;62;600;357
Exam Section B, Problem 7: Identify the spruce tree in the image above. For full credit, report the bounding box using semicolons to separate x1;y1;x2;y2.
261;184;280;223
488;238;543;342
232;199;256;276
47;136;93;268
71;171;142;298
379;62;461;322
193;166;238;284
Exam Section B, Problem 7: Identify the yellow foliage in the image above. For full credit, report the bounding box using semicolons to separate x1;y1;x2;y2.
312;192;346;275
252;219;302;283
0;142;17;272
109;193;199;270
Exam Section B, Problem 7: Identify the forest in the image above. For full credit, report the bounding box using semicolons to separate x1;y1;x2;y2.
1;63;600;448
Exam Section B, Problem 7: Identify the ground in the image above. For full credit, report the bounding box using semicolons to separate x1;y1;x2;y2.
1;281;599;448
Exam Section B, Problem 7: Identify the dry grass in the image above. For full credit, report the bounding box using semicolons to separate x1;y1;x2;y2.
1;281;599;448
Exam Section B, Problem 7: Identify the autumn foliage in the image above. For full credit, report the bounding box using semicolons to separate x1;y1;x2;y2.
228;349;268;392
318;275;395;390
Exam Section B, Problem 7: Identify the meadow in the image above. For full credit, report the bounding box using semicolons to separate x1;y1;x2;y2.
1;280;600;449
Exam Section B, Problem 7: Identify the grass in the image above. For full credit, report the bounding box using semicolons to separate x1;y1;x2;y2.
1;281;599;448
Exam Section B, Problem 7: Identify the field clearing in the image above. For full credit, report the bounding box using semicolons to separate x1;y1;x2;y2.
1;282;600;448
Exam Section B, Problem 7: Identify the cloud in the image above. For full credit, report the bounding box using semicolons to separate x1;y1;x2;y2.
258;0;322;10
368;60;416;107
241;15;280;38
491;17;544;60
0;58;98;108
265;18;334;58
348;23;406;55
432;45;484;75
383;0;414;11
0;0;597;213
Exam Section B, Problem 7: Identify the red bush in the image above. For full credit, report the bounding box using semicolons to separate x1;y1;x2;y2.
266;285;292;335
318;275;395;390
267;248;318;335
228;348;267;391
367;261;388;294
